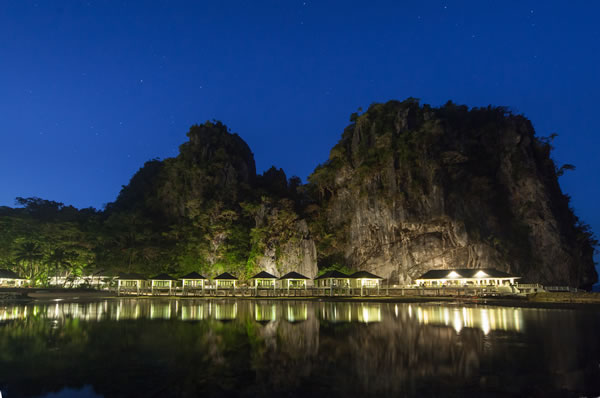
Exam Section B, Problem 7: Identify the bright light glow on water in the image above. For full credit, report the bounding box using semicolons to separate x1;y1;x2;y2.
1;299;599;397
0;300;524;332
411;305;524;334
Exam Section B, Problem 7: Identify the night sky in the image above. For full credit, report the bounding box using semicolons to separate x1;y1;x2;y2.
1;1;599;272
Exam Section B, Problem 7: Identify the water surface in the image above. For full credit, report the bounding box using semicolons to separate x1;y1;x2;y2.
0;299;599;397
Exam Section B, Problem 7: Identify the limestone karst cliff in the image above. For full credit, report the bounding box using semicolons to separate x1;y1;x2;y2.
307;99;597;288
103;121;318;279
0;100;595;288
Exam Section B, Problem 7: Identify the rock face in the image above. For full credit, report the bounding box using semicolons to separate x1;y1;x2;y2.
58;103;595;287
106;121;318;279
308;99;597;288
252;202;318;279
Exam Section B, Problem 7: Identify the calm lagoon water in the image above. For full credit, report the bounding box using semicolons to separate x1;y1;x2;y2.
0;299;599;397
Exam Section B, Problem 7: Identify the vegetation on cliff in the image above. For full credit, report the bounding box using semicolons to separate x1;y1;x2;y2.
0;100;596;288
307;99;597;288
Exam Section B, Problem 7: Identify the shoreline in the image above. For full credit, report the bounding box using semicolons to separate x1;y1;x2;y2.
2;288;600;310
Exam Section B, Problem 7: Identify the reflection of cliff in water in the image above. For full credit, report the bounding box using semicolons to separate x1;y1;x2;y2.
253;309;320;393
0;300;599;397
317;308;485;396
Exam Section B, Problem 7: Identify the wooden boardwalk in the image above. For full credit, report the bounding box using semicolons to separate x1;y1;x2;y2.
116;285;514;298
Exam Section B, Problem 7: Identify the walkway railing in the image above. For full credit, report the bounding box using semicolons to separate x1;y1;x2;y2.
113;285;520;298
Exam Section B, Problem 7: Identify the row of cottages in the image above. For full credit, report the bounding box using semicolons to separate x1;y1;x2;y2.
0;269;27;287
314;270;383;289
247;270;384;292
117;271;315;293
415;268;520;287
116;269;385;294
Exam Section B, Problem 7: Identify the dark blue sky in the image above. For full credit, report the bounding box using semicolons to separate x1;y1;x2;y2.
1;1;599;270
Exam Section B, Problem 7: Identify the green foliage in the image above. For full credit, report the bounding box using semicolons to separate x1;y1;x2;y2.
1;104;596;288
305;99;597;280
316;263;353;276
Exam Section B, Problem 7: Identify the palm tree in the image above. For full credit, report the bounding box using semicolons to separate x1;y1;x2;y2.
14;242;44;286
47;248;75;287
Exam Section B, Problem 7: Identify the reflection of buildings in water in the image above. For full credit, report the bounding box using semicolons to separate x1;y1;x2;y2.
409;304;523;334
319;302;353;323
180;303;208;321
1;300;244;323
0;305;27;321
115;301;141;321
213;302;238;321
1;301;113;322
149;302;173;320
357;303;381;323
317;302;381;323
254;303;277;323
321;311;485;395
285;302;308;323
254;307;320;392
2;300;523;337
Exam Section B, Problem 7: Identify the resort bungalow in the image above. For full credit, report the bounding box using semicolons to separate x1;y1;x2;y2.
0;269;27;287
213;272;238;290
415;268;520;287
48;269;115;289
80;269;116;289
149;273;178;295
314;270;351;288
279;271;309;292
350;271;383;296
250;271;278;289
179;271;207;293
116;273;148;295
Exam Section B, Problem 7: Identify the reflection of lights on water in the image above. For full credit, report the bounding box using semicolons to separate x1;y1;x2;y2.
286;304;308;322
181;305;206;321
214;303;238;321
481;309;490;335
453;310;463;333
255;304;276;322
0;301;526;335
413;306;524;335
150;303;172;320
362;306;370;323
358;304;381;323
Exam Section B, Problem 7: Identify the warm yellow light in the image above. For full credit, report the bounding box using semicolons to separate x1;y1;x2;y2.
448;271;459;278
475;270;488;278
481;309;490;335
